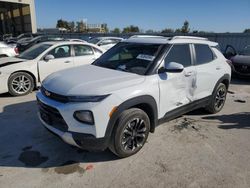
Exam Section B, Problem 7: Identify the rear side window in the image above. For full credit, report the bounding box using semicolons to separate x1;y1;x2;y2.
73;45;94;56
194;44;214;65
165;44;191;67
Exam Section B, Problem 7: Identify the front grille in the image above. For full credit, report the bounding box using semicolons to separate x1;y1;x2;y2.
41;86;69;103
234;64;250;74
37;99;68;132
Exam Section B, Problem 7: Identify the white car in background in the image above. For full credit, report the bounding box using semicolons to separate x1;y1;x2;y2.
88;37;123;50
0;41;104;96
0;42;18;58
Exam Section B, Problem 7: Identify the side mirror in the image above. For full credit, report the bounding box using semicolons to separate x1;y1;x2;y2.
44;54;55;61
159;62;184;73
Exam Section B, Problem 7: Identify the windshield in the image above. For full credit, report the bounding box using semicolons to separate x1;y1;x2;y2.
240;45;250;55
88;38;101;44
18;43;52;60
93;42;163;75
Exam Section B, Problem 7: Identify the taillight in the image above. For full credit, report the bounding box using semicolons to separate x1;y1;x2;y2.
14;47;19;54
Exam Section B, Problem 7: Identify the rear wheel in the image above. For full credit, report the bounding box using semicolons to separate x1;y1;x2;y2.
206;83;227;114
109;108;150;158
8;72;34;96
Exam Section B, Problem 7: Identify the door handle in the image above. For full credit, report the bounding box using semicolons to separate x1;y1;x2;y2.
64;60;71;63
216;66;221;70
185;72;193;77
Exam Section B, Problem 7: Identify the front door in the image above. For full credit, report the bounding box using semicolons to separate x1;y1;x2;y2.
38;45;74;81
158;44;197;118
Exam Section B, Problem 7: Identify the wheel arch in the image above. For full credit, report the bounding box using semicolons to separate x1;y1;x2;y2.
213;74;230;94
105;95;158;138
9;70;37;88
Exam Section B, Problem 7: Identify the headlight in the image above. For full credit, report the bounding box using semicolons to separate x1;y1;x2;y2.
67;94;110;102
73;110;94;125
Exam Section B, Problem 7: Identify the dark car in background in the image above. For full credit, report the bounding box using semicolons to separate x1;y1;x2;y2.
224;45;250;77
16;35;64;53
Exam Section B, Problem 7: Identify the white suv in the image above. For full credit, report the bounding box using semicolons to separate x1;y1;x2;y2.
37;36;231;158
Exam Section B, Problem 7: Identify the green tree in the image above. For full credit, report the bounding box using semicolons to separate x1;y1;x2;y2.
181;20;190;33
243;29;250;33
122;25;140;33
175;28;181;33
161;28;174;33
56;19;71;30
69;21;75;32
112;28;121;34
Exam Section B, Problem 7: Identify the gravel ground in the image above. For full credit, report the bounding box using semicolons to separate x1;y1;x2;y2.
0;78;249;188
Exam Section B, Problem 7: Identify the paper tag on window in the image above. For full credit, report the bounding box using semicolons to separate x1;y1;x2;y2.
137;54;155;61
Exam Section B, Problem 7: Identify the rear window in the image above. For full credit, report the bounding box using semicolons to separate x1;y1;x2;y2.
194;44;214;65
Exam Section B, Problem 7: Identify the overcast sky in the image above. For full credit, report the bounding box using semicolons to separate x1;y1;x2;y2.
35;0;250;32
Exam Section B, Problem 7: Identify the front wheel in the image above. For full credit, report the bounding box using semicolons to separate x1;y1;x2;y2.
109;108;150;158
8;72;34;96
206;83;227;114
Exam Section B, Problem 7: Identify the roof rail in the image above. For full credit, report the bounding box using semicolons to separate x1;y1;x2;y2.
129;35;167;39
171;36;208;41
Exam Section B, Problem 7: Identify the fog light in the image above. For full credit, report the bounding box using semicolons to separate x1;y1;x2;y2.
73;110;94;125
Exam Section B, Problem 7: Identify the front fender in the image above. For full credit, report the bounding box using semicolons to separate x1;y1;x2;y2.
105;95;158;138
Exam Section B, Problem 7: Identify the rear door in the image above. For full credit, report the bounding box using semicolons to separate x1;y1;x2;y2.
193;44;221;99
158;44;197;115
38;44;74;81
73;44;97;67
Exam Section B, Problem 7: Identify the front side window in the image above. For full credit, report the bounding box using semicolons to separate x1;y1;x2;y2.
18;43;52;60
93;42;163;75
195;44;214;65
74;45;94;56
48;45;71;59
165;44;191;67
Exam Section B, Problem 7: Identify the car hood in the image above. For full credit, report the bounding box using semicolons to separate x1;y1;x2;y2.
42;65;145;96
0;57;26;68
231;55;250;65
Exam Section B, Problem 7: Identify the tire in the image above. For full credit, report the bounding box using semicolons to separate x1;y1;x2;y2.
109;108;150;158
8;72;34;96
206;83;227;114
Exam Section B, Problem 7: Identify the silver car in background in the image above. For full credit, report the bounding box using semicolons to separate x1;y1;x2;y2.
88;36;123;50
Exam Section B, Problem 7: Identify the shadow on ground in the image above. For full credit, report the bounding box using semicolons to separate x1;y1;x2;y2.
202;112;250;130
0;100;118;169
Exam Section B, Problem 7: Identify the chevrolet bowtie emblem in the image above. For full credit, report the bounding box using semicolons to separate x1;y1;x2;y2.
45;90;51;97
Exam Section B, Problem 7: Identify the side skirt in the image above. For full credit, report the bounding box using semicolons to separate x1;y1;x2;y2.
158;96;211;125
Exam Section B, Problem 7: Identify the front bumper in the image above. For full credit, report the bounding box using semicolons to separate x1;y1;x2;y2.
0;71;9;94
38;112;110;151
36;90;122;150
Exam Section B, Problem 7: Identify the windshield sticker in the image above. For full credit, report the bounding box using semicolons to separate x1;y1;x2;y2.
137;54;155;61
